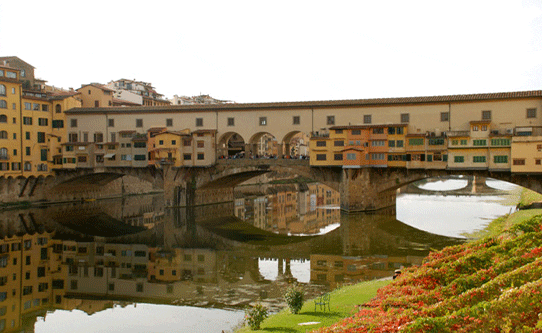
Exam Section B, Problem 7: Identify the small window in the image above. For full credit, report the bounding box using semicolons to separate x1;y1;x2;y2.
527;108;537;119
197;153;204;160
513;159;525;165
401;113;409;123
70;119;77;128
363;115;371;124
108;119;114;127
136;119;143;127
166;118;173;127
227;117;234;126
293;116;300;125
334;153;343;160
196;118;203;127
351;129;361;135
327;116;335;125
316;141;326;147
259;117;267;126
316;154;326;161
441;112;449;122
482;110;491;120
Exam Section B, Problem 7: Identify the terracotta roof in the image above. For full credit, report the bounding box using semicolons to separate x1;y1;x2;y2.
65;90;542;114
0;56;35;69
77;83;115;93
112;98;140;106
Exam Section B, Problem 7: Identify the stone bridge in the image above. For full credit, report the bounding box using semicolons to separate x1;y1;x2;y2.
5;158;542;212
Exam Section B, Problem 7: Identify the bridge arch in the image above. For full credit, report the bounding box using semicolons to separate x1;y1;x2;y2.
281;131;309;157
248;132;279;158
217;132;246;158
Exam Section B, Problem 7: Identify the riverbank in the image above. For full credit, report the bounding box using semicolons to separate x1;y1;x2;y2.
236;189;542;332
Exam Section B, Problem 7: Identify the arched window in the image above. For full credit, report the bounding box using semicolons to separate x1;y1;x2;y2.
0;85;5;96
0;100;6;109
0;115;7;123
55;104;61;113
0;131;7;139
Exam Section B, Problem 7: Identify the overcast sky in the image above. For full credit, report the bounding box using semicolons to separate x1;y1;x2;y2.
1;1;541;103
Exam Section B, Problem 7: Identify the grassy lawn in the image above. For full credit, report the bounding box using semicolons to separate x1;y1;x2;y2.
236;279;391;332
462;208;542;239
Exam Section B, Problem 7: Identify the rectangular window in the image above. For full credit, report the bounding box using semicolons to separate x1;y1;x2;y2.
183;140;191;146
136;119;143;127
70;119;77;127
197;153;204;160
108;119;114;127
197;141;204;148
461;139;468;145
52;120;64;128
473;139;487;146
428;138;445;145
38;118;48;126
401;113;409;123
166;118;173;127
527;108;537;119
37;132;45;143
454;156;465;163
371;153;385;160
334;153;343;160
371;140;386;146
396;140;404;147
33;103;40;111
388;140;395;147
316;154;326;161
346;153;356;160
372;128;384;134
293;116;300;125
196;118;203;127
40;149;47;162
334;140;344;146
491;138;510;146
24;102;31;110
494;155;508;163
408;138;424;146
183;154;191;160
227;117;234;126
363;115;371;124
134;154;146;161
316;141;326;147
482;110;491;120
25;147;31;156
473;156;486;163
327;116;335;125
23;117;32;125
259;117;267;126
441;112;449;122
513;159;526;165
351;129;361;135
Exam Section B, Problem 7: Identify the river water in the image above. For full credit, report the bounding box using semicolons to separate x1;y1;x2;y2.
0;177;518;332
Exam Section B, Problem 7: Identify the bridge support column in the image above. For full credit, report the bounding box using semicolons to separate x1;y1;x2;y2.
339;168;397;212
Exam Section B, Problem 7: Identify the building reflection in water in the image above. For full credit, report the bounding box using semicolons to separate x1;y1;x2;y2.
0;183;462;331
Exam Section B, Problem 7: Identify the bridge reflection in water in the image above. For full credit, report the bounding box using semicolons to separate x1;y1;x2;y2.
0;189;464;332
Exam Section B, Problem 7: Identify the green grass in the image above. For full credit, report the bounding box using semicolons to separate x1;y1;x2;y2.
518;188;542;208
236;279;391;332
462;208;542;239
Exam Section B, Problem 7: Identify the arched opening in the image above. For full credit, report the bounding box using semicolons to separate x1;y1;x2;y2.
217;132;246;158
282;131;310;159
248;132;279;158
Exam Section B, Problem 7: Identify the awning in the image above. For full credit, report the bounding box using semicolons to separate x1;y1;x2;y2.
104;153;115;158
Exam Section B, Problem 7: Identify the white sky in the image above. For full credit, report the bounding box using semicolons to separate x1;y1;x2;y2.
1;0;541;103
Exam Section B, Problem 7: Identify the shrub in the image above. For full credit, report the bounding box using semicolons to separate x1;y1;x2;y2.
284;284;304;314
244;303;268;330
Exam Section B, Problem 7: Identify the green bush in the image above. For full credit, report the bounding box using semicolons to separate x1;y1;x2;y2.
244;303;268;330
284;284;304;314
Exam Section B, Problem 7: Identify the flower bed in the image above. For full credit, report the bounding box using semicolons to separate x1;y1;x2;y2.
316;215;542;332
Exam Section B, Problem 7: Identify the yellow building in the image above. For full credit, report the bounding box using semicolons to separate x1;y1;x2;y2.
511;127;542;173
0;65;22;177
76;84;114;108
